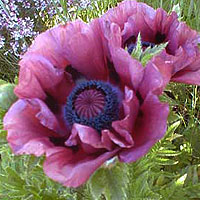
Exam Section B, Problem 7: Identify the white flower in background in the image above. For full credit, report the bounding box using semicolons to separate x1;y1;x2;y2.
0;0;95;55
0;35;5;48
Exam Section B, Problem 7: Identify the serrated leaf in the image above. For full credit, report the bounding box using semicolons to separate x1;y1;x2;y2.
131;32;142;60
157;149;181;157
128;171;161;199
141;42;168;66
159;180;187;200
165;121;181;139
130;33;168;66
155;157;178;165
0;83;17;110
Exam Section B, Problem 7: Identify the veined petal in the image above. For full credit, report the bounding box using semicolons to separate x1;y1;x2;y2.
65;20;107;80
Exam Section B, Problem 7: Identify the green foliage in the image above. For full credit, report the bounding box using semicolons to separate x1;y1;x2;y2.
140;42;168;66
89;162;128;200
171;3;182;20
0;50;18;83
51;0;120;23
129;33;143;61
0;147;75;200
129;32;168;66
0;83;17;110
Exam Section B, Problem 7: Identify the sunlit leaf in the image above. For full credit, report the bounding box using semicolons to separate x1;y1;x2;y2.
0;83;17;110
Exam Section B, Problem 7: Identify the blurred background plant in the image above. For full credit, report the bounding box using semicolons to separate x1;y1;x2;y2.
0;0;200;199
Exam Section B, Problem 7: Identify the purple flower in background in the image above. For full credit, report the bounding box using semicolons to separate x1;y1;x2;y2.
0;0;61;55
0;35;5;48
98;0;200;88
4;19;169;187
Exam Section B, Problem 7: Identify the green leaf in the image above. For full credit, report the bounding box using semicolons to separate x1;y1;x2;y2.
155;157;178;165
130;32;142;60
0;149;73;200
156;174;167;186
184;165;199;186
0;83;17;110
165;121;181;139
141;42;168;66
157;149;181;157
171;4;182;20
127;170;161;199
89;168;107;199
159;180;187;200
0;130;7;145
189;126;200;157
6;167;26;186
89;163;128;200
105;165;128;200
130;32;168;66
0;79;8;85
185;184;200;198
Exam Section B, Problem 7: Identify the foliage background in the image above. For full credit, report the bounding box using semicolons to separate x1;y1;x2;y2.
0;0;200;199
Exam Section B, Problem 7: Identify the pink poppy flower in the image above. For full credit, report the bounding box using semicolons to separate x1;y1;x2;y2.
99;0;200;87
3;20;169;187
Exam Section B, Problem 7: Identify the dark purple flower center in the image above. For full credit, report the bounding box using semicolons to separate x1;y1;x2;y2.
74;89;105;118
64;80;121;133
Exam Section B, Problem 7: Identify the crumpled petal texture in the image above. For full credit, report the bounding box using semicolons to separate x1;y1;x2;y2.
4;17;170;188
99;0;200;87
3;99;56;156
